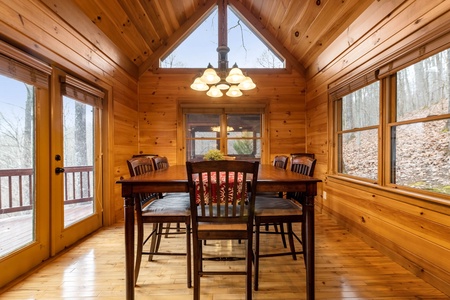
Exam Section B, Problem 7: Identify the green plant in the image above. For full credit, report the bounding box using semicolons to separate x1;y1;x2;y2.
203;149;224;160
233;139;253;155
232;132;254;155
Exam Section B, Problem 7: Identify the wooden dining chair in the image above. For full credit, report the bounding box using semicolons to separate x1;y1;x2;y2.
253;155;316;291
290;152;315;170
257;155;289;198
258;155;289;246
186;160;260;300
126;156;191;288
152;156;190;236
272;155;289;197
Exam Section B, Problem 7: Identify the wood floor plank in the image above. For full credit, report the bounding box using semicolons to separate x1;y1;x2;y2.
0;213;448;299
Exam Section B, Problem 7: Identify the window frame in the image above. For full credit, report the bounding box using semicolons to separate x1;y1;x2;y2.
329;37;450;203
177;100;269;164
334;81;381;183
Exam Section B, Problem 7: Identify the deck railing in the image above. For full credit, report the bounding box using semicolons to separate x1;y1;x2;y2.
0;166;93;214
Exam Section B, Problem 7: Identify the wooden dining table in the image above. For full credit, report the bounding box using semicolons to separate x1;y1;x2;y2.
117;164;321;300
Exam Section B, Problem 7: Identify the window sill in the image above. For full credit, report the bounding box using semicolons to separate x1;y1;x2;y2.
326;174;450;213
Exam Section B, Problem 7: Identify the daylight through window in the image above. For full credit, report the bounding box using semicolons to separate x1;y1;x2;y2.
333;47;450;197
185;113;261;161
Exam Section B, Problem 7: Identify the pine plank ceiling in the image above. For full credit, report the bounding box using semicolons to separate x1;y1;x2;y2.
43;0;375;79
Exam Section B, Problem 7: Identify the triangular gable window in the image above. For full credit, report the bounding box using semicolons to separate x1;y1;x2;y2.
161;6;284;69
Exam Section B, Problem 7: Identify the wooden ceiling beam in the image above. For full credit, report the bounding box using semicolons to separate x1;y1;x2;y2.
138;0;217;77
228;0;305;75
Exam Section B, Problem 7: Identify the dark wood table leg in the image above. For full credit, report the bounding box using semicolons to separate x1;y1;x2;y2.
124;196;135;300
304;186;315;300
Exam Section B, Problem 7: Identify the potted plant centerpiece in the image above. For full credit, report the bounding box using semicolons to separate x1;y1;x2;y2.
203;149;225;161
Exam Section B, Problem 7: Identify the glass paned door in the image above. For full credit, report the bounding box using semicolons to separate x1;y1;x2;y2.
51;70;102;255
0;75;35;257
62;96;94;228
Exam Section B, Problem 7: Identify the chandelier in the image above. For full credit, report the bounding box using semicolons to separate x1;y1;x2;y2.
190;1;256;97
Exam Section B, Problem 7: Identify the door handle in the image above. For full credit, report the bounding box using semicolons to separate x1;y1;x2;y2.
55;167;65;174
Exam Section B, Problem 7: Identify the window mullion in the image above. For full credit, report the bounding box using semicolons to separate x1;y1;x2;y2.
221;114;227;154
380;75;391;187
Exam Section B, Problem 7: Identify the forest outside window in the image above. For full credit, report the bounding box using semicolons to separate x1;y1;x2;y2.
333;45;450;198
185;113;261;161
389;48;450;195
335;82;380;181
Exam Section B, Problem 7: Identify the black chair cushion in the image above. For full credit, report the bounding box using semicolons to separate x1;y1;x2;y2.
142;196;190;216
255;197;302;217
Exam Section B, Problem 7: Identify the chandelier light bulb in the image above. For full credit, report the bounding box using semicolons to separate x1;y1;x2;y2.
206;85;223;97
200;63;220;84
226;85;243;97
216;80;231;90
226;63;246;84
190;77;209;91
190;61;256;97
238;76;256;90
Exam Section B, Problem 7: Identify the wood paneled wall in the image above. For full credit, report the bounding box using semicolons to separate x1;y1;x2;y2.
3;0;449;295
138;70;307;165
0;0;139;225
306;0;450;295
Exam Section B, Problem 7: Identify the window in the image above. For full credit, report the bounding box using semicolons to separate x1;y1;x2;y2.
185;112;262;161
0;74;36;256
161;5;284;69
332;45;450;197
390;49;450;195
336;82;380;181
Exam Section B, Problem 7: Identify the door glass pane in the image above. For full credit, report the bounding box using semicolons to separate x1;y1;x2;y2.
63;96;94;228
0;75;35;257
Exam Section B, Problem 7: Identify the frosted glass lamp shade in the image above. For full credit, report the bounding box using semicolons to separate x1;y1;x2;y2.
216;80;231;90
225;64;245;84
200;64;220;84
206;85;223;97
226;85;243;97
190;77;209;91
238;77;256;90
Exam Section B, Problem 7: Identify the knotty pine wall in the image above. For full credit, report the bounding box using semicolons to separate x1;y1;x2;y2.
137;70;307;165
0;0;139;225
305;0;450;295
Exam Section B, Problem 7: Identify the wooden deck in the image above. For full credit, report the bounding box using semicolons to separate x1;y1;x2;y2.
0;203;93;257
1;211;448;299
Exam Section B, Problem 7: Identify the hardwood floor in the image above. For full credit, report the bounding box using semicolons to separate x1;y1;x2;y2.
1;211;448;299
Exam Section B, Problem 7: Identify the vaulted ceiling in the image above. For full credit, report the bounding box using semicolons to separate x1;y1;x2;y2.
42;0;375;78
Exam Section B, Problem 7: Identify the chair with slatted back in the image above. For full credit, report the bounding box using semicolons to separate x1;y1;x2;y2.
288;155;316;195
257;155;289;246
126;156;191;288
257;155;289;198
272;155;289;197
290;152;315;170
152;156;190;236
152;155;169;170
186;160;259;300
253;155;316;291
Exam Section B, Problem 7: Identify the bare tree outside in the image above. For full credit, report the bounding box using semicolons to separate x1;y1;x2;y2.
161;7;284;69
256;49;284;68
0;75;35;257
161;54;185;68
339;48;450;195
